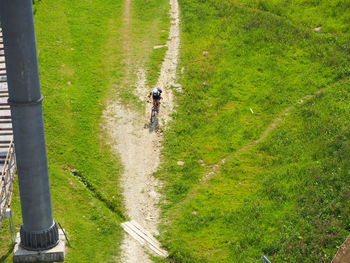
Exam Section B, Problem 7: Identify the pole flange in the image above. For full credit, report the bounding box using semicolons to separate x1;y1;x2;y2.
8;96;44;107
20;222;59;251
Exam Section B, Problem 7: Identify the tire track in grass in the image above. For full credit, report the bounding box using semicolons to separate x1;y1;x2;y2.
202;87;327;183
201;73;350;184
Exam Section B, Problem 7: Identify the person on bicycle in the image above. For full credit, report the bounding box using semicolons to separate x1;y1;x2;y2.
148;88;162;113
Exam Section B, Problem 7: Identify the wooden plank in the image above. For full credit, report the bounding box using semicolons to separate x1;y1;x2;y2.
332;235;350;263
121;221;168;258
1;141;13;174
121;223;146;245
122;222;166;257
0;127;12;131
131;220;163;247
129;221;168;257
0;153;7;158
124;222;164;255
0;133;13;136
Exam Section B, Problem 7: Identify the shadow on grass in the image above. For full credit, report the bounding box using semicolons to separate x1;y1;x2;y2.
0;243;15;263
68;169;126;220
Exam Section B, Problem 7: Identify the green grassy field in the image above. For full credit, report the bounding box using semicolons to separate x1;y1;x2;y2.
1;0;349;262
1;0;126;262
132;0;170;88
113;0;170;110
158;0;350;262
0;0;169;262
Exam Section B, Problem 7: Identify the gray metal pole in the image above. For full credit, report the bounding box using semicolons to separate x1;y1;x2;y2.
0;0;59;250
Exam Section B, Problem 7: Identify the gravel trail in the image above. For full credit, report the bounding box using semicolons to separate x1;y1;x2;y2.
103;0;180;261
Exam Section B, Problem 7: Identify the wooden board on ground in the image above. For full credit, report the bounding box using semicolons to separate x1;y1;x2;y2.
332;235;350;263
121;221;168;258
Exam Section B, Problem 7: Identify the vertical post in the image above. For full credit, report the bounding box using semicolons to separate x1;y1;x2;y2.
5;208;15;243
0;0;59;250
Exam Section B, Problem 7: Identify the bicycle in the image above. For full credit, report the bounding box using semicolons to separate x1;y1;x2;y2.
147;100;160;123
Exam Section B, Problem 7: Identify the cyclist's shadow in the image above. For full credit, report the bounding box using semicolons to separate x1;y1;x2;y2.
144;116;159;133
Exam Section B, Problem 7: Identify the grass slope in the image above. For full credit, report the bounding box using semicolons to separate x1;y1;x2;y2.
0;0;170;262
132;0;170;88
158;0;350;262
1;0;125;262
114;0;170;110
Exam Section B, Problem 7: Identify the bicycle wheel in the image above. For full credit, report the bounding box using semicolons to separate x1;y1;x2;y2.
150;108;156;123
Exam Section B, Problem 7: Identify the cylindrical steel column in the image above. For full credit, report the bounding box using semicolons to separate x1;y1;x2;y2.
0;0;59;250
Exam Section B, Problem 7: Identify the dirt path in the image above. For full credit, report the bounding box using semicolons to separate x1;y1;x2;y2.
103;0;180;262
332;235;350;263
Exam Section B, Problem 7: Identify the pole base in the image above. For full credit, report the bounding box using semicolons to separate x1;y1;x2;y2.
13;230;66;262
20;222;59;251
